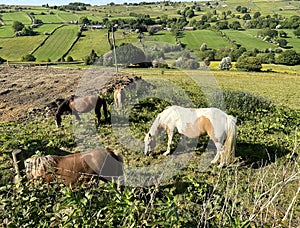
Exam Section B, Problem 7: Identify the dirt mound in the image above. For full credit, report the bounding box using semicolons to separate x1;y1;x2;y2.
101;72;154;95
0;66;153;123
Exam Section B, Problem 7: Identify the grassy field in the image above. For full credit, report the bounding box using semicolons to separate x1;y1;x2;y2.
222;30;278;51
0;67;299;226
1;11;32;26
33;25;79;61
180;30;232;50
0;36;46;61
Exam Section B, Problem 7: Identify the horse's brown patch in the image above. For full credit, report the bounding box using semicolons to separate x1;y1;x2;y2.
181;116;217;142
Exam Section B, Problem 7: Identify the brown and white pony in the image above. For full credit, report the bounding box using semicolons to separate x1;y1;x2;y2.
113;87;126;109
144;106;237;167
55;95;108;127
24;148;123;185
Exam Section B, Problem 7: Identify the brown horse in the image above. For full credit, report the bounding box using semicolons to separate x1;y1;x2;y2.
55;95;108;127
24;148;123;185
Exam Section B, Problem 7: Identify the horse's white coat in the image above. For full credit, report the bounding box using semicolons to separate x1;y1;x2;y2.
144;106;237;167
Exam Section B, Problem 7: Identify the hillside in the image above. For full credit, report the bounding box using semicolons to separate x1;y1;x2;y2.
0;0;299;65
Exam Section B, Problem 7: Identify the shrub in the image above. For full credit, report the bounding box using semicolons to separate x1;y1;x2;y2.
66;56;73;62
236;56;262;71
256;53;275;64
219;56;232;70
21;54;36;62
173;57;199;69
0;56;6;64
275;50;300;65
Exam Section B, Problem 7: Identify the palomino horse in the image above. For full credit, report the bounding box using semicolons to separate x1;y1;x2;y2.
113;87;126;109
55;95;108;127
144;106;237;167
24;148;123;185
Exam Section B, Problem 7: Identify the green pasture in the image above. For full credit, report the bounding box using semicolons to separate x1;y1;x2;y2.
34;12;66;24
0;36;45;61
33;25;79;62
68;29;138;61
68;29;110;61
224;0;300;17
284;29;300;52
1;11;32;26
222;29;277;51
122;68;300;110
0;25;14;38
146;30;176;44
180;30;232;50
56;11;79;22
34;24;63;35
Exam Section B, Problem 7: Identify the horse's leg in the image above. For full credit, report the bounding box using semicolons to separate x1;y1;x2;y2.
73;110;81;123
210;142;224;165
163;129;174;156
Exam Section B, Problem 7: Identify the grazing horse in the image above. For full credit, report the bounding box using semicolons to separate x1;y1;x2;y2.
24;148;123;185
55;95;108;127
113;87;126;109
144;106;237;167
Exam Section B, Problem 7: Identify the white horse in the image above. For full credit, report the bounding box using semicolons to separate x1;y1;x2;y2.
144;106;237;167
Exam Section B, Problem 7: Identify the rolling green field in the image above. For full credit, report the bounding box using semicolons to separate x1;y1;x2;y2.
0;36;46;61
222;30;278;51
33;25;79;61
180;30;232;50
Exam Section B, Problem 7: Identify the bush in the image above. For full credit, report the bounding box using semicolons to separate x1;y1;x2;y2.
173;57;199;69
21;54;36;62
236;56;262;71
275;50;300;65
0;56;6;64
66;56;73;62
256;53;275;64
219;56;232;70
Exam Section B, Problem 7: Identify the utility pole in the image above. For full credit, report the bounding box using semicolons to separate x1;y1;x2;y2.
111;25;118;72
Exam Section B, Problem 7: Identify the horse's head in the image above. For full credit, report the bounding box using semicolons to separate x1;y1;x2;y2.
144;133;156;155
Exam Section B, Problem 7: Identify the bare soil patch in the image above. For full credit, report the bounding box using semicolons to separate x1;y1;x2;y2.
0;66;85;122
0;66;151;123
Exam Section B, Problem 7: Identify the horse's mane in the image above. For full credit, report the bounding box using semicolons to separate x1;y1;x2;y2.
27;155;57;177
149;113;163;136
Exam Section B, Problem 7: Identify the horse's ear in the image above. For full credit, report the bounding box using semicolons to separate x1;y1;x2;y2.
149;133;152;137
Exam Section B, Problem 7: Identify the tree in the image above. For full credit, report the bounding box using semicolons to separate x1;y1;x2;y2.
103;44;146;67
253;12;261;19
236;56;262;71
79;16;90;25
200;43;208;51
242;13;251;20
293;27;300;38
229;21;241;30
12;21;24;32
219;57;232;70
276;50;300;65
276;39;288;48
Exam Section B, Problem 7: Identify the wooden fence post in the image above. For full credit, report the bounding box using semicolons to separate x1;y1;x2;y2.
12;149;24;183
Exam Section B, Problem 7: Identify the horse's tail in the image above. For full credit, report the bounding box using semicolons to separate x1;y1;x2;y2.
223;115;237;165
